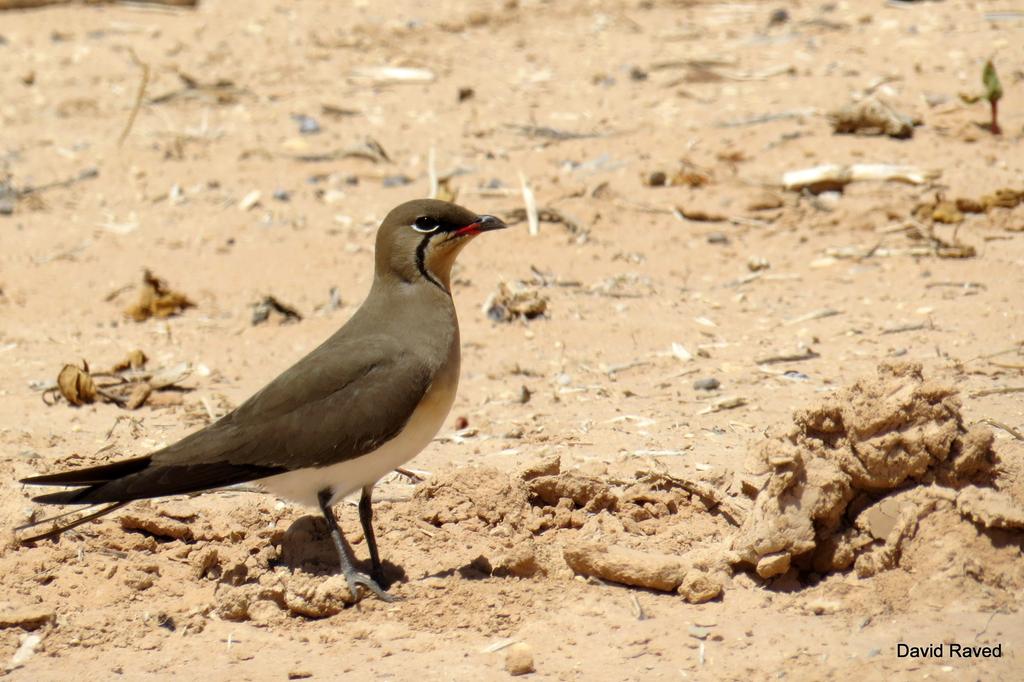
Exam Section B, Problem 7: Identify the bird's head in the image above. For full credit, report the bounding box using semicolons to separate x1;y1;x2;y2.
374;199;506;292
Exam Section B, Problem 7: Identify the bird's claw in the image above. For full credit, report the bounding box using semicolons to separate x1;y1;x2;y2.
345;570;399;603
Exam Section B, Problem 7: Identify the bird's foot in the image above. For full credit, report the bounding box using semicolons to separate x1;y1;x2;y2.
344;570;399;603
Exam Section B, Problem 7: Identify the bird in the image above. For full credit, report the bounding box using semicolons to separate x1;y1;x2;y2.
17;198;507;602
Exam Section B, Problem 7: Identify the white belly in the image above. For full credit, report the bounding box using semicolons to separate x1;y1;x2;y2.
257;377;457;508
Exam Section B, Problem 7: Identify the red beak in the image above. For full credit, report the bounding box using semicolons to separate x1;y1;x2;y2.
454;214;506;237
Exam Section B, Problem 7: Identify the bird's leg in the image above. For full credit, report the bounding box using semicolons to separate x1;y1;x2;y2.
358;485;386;587
317;488;394;603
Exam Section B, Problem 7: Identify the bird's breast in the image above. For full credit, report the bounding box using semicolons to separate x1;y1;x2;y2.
259;330;461;507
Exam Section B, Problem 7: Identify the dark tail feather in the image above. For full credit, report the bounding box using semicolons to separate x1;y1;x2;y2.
16;501;129;544
19;455;286;541
22;459;286;505
20;456;152;487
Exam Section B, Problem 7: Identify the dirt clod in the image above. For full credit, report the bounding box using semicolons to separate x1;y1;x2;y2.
504;642;535;676
677;571;723;604
828;96;916;139
282;573;354;618
121;508;195;542
562;540;685;592
0;605;54;630
755;552;790;579
415;467;531;530
956;486;1024;529
730;362;997;578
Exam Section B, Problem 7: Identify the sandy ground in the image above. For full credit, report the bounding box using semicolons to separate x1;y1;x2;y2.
1;0;1023;679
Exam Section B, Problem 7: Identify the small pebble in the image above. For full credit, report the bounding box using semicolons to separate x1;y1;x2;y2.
693;377;720;391
747;256;770;272
458;86;475;102
238;190;262;211
629;66;648;81
769;8;789;25
706;232;729;245
382;175;413;188
291;114;321;135
328;287;343;310
647;171;667;187
272;189;291;202
505;642;535;676
812;191;841;212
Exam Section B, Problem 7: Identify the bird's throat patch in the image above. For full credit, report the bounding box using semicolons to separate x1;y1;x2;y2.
415;235;447;292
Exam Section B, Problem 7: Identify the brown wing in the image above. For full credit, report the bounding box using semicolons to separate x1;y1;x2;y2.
157;332;433;469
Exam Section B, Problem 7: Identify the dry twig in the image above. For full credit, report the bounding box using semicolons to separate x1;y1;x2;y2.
971;386;1024;398
979;419;1024;441
519;172;539;237
118;49;150;147
755;349;819;364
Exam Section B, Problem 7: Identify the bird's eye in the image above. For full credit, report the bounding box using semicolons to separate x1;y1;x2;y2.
412;216;441;233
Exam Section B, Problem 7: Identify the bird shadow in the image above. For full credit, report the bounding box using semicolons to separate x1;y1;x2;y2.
273;514;407;587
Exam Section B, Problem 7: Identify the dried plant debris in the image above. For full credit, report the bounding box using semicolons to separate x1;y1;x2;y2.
505;124;607;142
282;136;390;164
642;162;712;188
252;296;303;326
1;168;99;216
54;362;97;406
729;362;999;580
504;206;585;236
828;96;917;139
915;189;1024;225
124;269;195;322
483;281;548;322
149;71;248;106
903;222;977;258
672;205;726;222
111;349;148;372
42;351;191;409
588;273;655;299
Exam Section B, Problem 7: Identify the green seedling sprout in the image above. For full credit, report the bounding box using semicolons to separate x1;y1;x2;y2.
982;60;1003;135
